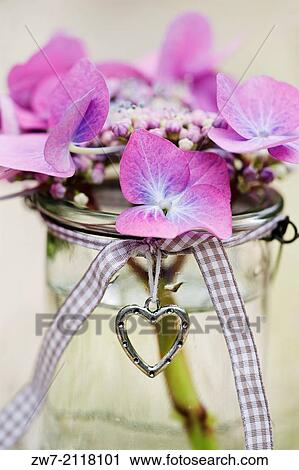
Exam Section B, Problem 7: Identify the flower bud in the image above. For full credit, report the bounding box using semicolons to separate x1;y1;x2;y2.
74;192;89;207
100;130;114;146
178;138;194;151
179;128;189;139
91;163;105;184
50;183;66;200
147;118;160;130
165;120;181;134
243;165;257;182
186;126;202;143
149;128;165;138
133;119;148;130
191;109;206;126
73;156;91;172
112;120;131;137
260;167;274;184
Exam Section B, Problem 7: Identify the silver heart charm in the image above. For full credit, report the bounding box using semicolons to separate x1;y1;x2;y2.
115;298;190;378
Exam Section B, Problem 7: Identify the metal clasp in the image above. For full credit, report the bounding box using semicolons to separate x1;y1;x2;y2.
266;217;299;244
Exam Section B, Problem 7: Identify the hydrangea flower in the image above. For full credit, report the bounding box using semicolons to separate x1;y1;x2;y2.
44;58;109;172
116;129;232;239
98;12;237;112
0;58;109;178
50;182;66;199
7;33;87;128
208;74;299;163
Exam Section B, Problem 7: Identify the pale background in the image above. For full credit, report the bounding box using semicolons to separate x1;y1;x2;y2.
0;0;299;448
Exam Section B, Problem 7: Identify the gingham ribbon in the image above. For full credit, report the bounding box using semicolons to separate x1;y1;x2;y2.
0;215;285;450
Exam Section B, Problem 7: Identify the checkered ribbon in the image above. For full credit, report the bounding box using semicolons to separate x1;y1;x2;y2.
0;215;285;450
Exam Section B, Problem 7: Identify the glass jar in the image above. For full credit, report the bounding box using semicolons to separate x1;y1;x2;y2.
32;183;283;450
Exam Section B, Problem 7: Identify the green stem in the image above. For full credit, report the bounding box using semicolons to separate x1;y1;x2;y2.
270;243;283;282
128;258;217;449
157;282;216;450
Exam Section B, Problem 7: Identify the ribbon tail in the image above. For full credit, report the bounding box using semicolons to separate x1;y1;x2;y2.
0;238;139;449
193;238;273;450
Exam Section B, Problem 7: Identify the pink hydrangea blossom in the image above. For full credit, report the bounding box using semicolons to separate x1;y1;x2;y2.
98;12;237;112
7;33;87;127
44;58;109;173
0;59;109;177
208;73;299;163
116;129;232;239
151;11;214;83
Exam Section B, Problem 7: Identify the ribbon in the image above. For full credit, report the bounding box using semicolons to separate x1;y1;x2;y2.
0;214;285;450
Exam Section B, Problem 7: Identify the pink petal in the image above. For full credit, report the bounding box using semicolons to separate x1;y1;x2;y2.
191;71;217;112
156;11;213;81
97;61;150;83
269;139;299;164
8;33;86;109
49;58;109;142
217;73;299;138
0;95;20;134
45;89;95;172
134;51;158;81
208;126;299;153
168;184;232;239
186;151;231;199
116;205;179;239
31;75;60;120
0;134;74;177
119;129;190;205
15;104;46;131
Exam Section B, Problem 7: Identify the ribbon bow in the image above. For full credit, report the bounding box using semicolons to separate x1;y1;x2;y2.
0;214;286;450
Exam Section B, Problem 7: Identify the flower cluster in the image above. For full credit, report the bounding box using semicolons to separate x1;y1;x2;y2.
0;11;298;239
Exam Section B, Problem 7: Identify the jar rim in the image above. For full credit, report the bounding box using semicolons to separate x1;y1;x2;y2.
31;183;284;238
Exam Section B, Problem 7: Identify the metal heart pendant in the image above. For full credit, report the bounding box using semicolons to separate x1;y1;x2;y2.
115;298;190;378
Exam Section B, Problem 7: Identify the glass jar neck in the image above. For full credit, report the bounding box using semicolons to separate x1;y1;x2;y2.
32;182;283;238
